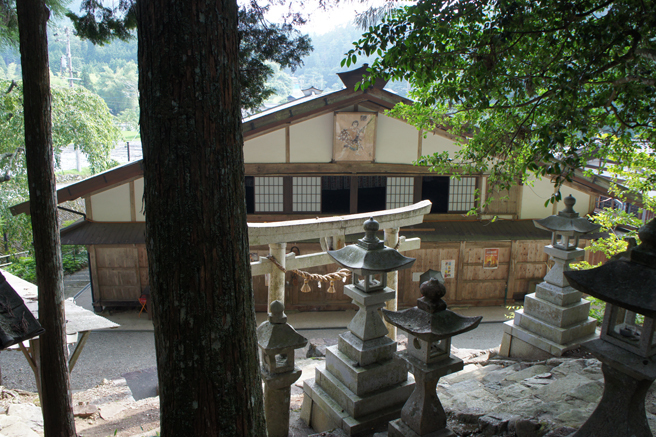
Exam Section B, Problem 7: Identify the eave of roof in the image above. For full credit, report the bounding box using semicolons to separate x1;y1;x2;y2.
59;218;605;246
11;160;144;216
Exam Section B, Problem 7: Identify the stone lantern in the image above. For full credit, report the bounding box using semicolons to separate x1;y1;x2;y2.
419;269;444;285
383;278;482;437
301;218;416;436
257;300;308;437
564;218;656;437
500;194;600;359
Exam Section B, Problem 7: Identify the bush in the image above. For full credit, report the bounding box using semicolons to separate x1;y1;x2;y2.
4;245;88;284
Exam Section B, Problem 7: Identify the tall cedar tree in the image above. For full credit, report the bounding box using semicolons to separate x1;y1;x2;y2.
68;1;312;112
16;0;76;436
137;0;266;434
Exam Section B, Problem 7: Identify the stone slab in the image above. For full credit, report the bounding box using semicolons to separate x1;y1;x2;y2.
326;345;408;396
316;364;414;419
388;418;456;437
515;309;597;344
523;293;591;328
535;282;583;306
344;286;395;307
338;331;396;367
503;320;597;358
304;377;405;436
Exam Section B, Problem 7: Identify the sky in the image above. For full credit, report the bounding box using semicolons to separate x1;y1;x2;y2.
260;0;390;35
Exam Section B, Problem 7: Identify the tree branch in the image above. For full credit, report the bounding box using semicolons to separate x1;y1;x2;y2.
635;48;656;62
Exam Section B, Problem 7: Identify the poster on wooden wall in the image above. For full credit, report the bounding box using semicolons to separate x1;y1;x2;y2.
333;112;377;161
484;248;499;269
441;260;455;279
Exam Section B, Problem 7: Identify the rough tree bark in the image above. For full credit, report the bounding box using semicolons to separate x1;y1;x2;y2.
137;0;266;435
16;1;76;436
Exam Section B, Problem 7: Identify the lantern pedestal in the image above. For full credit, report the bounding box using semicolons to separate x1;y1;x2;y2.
500;246;597;359
573;339;656;437
388;354;461;437
301;285;414;436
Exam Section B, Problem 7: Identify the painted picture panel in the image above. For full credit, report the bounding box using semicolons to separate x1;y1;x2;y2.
333;112;377;161
484;248;499;269
441;260;456;279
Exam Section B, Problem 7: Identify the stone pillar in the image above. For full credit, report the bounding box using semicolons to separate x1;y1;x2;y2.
257;301;307;437
301;283;414;435
574;360;653;437
385;227;400;341
500;244;597;359
268;242;286;307
389;353;461;437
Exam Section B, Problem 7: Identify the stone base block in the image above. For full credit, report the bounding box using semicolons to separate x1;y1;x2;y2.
535;282;583;306
302;377;408;436
523;293;591;328
388;419;456;437
316;364;415;419
338;331;397;367
500;320;598;359
326;345;408;396
515;309;597;345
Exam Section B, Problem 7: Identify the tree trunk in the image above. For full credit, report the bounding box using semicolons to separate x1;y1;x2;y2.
137;1;266;435
16;1;76;436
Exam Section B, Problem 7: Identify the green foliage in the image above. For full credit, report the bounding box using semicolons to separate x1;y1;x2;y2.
585;296;606;324
0;80;119;251
4;245;88;284
67;1;313;112
347;0;656;198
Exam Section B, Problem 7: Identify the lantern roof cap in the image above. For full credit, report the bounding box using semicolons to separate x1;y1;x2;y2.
564;219;656;318
257;301;308;352
328;217;415;275
382;278;482;342
533;194;601;234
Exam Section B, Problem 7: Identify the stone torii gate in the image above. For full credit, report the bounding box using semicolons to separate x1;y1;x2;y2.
248;200;432;339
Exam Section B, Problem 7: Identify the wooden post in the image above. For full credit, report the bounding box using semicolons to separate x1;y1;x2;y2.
268;243;287;307
334;234;346;250
384;227;399;340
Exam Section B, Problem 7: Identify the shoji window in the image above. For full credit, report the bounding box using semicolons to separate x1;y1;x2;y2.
448;177;477;212
254;177;284;212
293;177;321;212
386;177;415;209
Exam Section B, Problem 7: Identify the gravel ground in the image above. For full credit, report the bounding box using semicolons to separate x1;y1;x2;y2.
0;330;156;393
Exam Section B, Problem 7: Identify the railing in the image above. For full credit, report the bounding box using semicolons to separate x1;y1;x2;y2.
248;200;432;337
0;251;29;268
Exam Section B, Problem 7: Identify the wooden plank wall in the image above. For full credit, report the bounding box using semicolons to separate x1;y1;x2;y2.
484;185;520;216
89;238;603;310
397;240;550;307
90;244;149;307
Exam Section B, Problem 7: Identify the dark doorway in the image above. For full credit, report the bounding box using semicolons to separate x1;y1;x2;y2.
357;176;386;213
245;176;254;214
422;176;449;213
321;176;350;214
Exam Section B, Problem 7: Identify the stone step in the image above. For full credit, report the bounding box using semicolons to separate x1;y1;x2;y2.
325;345;408;397
515;309;597;344
315;363;414;419
302;377;406;436
523;293;591;328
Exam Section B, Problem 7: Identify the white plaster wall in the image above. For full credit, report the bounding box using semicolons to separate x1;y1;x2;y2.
375;114;419;164
422;131;461;159
520;177;556;219
520;177;592;219
134;177;145;221
556;188;591;216
90;184;131;222
290;113;333;163
244;130;286;163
